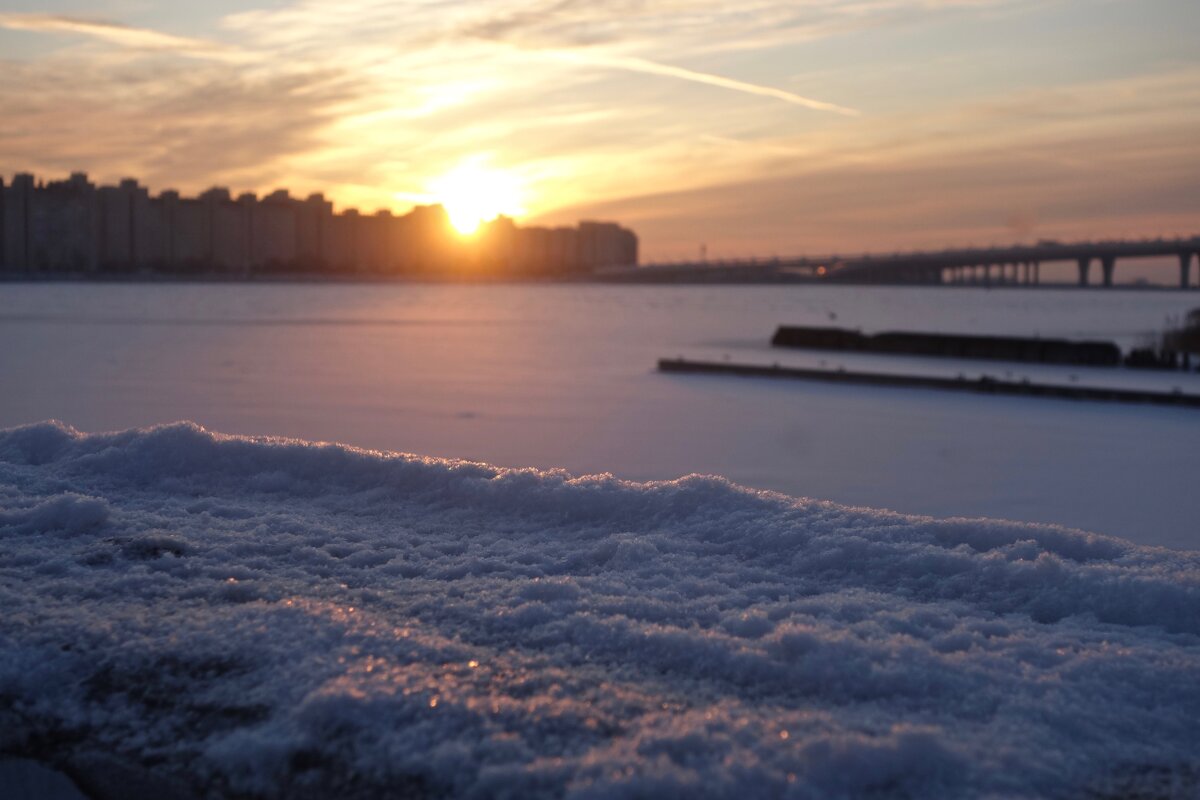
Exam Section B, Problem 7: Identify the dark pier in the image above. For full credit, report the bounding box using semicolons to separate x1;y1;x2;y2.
658;358;1200;409
771;326;1122;366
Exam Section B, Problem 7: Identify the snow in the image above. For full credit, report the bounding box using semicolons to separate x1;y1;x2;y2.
0;759;89;800
2;421;1198;798
1;283;1198;549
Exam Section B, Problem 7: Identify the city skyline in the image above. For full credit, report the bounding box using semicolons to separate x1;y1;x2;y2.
0;169;638;275
1;1;1198;260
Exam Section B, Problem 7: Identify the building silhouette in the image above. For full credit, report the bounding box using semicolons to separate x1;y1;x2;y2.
0;172;638;277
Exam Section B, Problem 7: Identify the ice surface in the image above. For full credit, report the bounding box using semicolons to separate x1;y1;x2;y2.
2;421;1198;798
1;283;1198;549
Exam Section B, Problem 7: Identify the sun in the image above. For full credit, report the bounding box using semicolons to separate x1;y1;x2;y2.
430;159;525;235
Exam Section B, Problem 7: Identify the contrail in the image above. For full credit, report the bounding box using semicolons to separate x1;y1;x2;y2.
552;50;860;117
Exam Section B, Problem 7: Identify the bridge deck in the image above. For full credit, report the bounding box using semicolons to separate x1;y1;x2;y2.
616;236;1200;287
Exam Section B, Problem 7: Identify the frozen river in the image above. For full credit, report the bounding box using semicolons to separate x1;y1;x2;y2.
2;281;1198;549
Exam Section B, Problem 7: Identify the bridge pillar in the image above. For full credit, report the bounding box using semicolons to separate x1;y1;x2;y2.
1101;255;1116;288
1077;257;1091;287
1034;261;1040;285
1182;253;1193;290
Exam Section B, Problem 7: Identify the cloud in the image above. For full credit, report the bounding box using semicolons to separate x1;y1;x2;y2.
0;14;243;61
456;0;1019;57
532;66;1200;257
0;55;360;196
226;0;863;111
2;0;1195;254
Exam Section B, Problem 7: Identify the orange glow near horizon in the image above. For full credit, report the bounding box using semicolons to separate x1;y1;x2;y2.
429;160;526;235
2;4;1198;258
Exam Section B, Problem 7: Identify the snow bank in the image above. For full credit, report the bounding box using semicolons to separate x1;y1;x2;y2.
1;421;1197;799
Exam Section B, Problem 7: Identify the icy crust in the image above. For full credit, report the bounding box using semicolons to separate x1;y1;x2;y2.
0;422;1198;799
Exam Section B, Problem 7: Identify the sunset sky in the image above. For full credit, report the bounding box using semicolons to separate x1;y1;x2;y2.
2;0;1198;260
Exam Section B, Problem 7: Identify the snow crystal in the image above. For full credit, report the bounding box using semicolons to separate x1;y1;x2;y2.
0;421;1197;798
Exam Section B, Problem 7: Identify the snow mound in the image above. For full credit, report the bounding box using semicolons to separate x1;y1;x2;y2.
1;421;1197;799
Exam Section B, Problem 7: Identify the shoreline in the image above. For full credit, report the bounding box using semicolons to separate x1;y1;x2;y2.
0;272;1194;290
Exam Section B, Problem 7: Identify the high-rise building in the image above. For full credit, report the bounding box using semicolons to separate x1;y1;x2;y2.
3;174;35;271
253;190;298;268
295;194;333;270
578;221;638;270
324;208;361;273
207;190;250;273
31;172;99;272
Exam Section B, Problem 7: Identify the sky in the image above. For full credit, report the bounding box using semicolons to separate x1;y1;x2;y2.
1;0;1198;260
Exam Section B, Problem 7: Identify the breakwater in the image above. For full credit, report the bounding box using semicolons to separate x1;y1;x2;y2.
658;358;1200;408
771;326;1121;366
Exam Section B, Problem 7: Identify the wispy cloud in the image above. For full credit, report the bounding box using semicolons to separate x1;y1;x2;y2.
1;0;1195;253
0;54;358;194
0;14;243;61
455;0;1019;57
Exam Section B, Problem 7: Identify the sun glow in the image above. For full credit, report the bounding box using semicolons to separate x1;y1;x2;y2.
430;160;525;235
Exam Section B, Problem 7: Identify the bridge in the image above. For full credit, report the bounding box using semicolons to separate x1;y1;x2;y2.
603;236;1200;288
